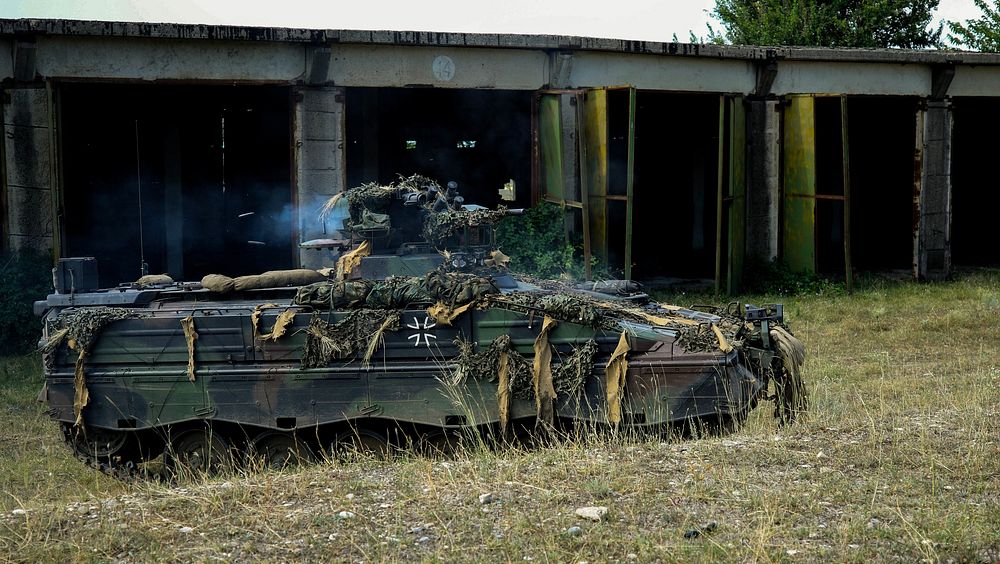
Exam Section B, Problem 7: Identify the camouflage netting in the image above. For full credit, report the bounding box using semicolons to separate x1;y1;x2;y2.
41;307;151;426
319;174;510;247
44;307;150;360
295;280;374;309
321;174;440;227
452;335;598;399
421;206;508;247
552;340;599;395
487;289;746;354
295;269;498;311
301;310;401;368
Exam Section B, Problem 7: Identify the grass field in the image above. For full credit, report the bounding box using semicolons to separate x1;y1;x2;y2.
1;272;999;562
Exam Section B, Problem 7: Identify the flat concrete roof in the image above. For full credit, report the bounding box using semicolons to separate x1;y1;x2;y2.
3;17;1000;66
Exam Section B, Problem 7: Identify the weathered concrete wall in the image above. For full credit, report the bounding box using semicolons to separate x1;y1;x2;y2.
914;101;952;280
0;39;12;80
771;61;930;96
35;36;304;82
567;52;754;93
3;31;1000;97
949;66;1000;97
294;86;346;268
746;99;781;262
319;44;548;89
3;87;54;251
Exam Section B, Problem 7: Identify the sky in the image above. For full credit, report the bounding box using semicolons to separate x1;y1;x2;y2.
0;0;986;43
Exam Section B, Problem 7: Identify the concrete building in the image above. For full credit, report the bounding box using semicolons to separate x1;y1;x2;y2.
3;18;999;290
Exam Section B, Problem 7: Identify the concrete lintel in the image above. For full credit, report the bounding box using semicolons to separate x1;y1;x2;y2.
327;44;548;89
8;18;1000;67
34;35;304;82
568;51;754;93
771;60;930;96
949;66;1000;97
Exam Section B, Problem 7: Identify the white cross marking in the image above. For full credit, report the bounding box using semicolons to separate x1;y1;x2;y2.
406;316;437;347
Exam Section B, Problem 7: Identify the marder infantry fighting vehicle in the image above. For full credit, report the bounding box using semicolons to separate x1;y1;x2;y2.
35;175;807;476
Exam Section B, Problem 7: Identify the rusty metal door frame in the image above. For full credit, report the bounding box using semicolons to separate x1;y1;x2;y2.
532;89;593;278
840;97;853;292
578;86;636;279
46;80;65;260
715;95;748;294
781;94;852;287
532;87;636;280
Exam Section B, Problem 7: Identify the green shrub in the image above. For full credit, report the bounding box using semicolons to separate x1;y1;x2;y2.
0;249;53;354
496;203;584;279
743;257;844;297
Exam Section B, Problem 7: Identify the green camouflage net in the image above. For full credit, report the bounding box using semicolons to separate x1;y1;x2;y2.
41;307;152;426
321;175;510;247
302;309;401;368
487;289;746;354
43;307;150;360
295;280;374;309
323;174;440;228
299;269;498;310
453;335;599;399
421;206;508;247
552;339;599;395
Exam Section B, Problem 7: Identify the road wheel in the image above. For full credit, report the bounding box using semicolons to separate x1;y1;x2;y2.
167;428;231;476
331;428;389;461
68;425;128;459
251;432;316;470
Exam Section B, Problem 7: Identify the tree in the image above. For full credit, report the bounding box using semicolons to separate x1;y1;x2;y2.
710;0;942;48
947;0;1000;51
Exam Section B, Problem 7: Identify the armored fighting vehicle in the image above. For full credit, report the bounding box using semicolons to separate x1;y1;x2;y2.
35;175;806;476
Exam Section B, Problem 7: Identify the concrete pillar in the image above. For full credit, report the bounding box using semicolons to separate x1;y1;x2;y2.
294;86;346;269
745;99;781;262
2;86;55;253
913;100;952;281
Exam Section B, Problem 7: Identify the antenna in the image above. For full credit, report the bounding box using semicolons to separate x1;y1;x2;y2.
134;120;148;277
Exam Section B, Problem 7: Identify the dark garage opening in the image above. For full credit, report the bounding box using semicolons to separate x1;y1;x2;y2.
846;97;917;272
812;96;916;276
345;88;532;210
60;84;292;287
631;92;720;280
952;97;1000;267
